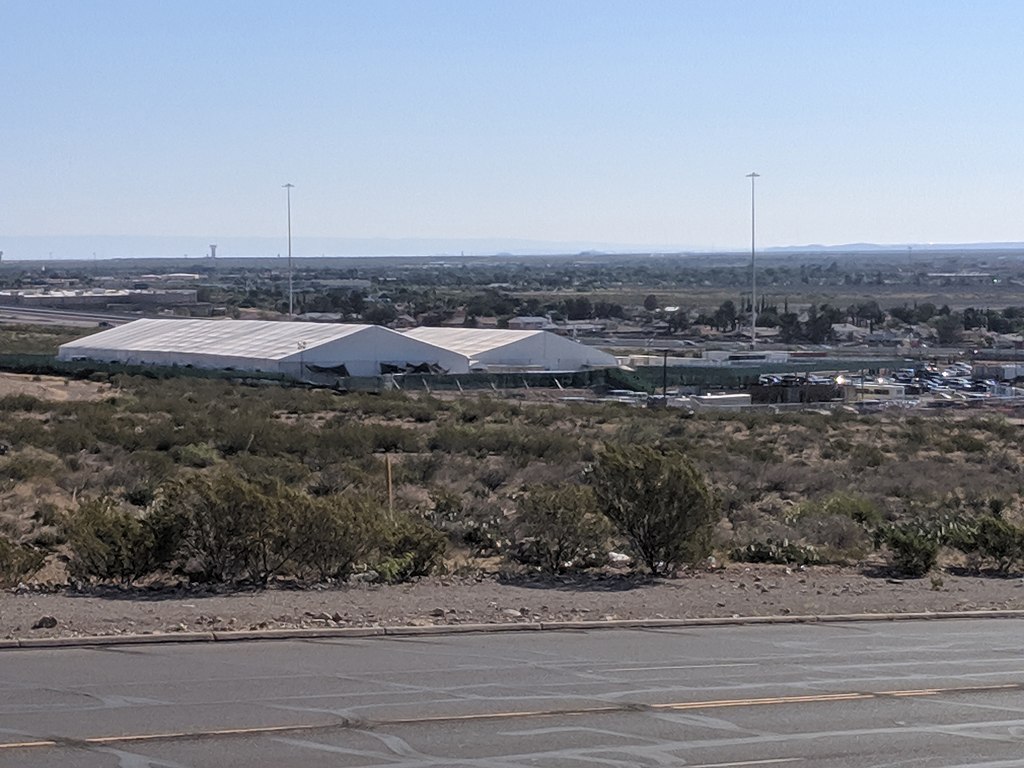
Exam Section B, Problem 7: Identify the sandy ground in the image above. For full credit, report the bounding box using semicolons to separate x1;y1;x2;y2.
0;372;107;401
4;564;1024;639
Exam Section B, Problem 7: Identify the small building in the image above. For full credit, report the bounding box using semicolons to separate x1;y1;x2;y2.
508;316;555;331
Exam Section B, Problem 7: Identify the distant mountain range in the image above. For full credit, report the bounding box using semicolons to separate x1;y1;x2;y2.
1;235;1023;261
765;242;1024;253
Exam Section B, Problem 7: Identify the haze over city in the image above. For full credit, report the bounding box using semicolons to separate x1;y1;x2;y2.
3;0;1024;259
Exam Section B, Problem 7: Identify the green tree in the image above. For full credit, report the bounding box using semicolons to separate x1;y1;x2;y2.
932;313;963;345
588;444;717;575
713;300;737;332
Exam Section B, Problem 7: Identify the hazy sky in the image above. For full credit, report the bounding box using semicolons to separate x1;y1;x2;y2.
3;0;1024;254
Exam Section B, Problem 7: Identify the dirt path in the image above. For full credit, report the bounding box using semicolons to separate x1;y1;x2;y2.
4;564;1024;639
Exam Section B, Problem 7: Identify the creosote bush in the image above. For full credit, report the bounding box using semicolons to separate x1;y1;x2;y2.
509;485;611;573
0;536;44;586
878;523;940;577
63;471;445;586
62;498;176;585
589;443;717;575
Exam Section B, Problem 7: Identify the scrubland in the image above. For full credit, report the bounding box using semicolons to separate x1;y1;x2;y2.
2;371;1024;590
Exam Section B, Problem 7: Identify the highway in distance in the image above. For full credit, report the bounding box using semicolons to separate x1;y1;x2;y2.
2;619;1024;767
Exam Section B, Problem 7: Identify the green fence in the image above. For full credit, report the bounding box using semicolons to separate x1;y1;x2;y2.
0;353;910;394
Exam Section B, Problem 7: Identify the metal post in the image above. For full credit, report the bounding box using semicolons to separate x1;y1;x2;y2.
385;454;394;521
662;349;668;398
746;172;760;350
283;183;294;316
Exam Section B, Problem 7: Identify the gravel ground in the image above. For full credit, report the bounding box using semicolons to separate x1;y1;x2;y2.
4;564;1024;639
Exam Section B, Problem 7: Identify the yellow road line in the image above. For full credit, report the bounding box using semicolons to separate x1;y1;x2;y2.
0;740;58;750
656;691;873;711
83;721;339;745
693;760;803;768
384;704;624;726
2;682;1019;751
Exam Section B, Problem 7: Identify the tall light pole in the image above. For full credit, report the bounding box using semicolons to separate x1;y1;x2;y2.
746;172;760;350
283;183;295;316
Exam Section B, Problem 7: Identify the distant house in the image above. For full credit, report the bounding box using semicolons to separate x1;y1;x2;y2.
508;316;555;331
831;323;867;342
392;313;418;329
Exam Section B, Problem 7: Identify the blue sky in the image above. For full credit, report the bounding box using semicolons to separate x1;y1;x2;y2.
3;1;1024;256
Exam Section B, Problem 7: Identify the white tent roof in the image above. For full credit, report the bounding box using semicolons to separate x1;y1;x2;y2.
59;319;387;360
403;327;546;356
403;326;616;370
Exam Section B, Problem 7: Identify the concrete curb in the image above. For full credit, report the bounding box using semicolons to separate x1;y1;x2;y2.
5;609;1024;650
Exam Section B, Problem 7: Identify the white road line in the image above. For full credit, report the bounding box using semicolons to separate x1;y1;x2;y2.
603;663;757;672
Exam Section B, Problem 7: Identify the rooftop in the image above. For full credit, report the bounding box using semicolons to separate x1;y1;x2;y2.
403;327;544;356
59;318;379;361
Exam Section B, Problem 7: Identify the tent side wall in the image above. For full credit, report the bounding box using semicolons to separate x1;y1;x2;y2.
57;344;283;373
277;326;470;377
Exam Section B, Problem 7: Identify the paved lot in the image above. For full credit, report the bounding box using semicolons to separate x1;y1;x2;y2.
2;619;1024;766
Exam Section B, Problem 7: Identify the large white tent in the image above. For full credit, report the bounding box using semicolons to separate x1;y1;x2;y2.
403;327;616;371
57;319;470;378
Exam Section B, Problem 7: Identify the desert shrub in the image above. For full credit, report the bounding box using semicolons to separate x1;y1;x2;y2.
152;471;412;585
778;493;882;562
308;462;363;496
456;396;519;424
374;513;447;583
426;487;464;529
509;485;611;573
427;490;507;556
815;493;883;527
363;424;423;453
62;497;179;584
0;451;61;482
428;424;579;464
123;480;158;507
154;471;287;583
0;536;44;586
392;454;444;485
948;431;988;454
172;442;220;468
804;515;872;561
732;538;820;566
309;424;373;463
232;454;311;485
31;502;61;528
878;523;940;577
589;443;717;575
0;393;44;412
949;515;1024;575
332;392;446;422
290;494;382;581
850;444;885;469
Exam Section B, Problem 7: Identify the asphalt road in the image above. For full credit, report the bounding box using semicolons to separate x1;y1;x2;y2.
0;305;138;327
3;620;1024;767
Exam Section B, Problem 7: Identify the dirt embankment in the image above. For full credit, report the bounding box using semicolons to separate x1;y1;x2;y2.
4;564;1024;639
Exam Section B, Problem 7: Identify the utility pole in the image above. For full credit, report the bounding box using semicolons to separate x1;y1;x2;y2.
283;183;294;316
746;172;760;350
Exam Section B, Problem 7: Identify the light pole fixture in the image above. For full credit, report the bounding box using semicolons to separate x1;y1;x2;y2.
746;172;760;350
283;183;295;316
